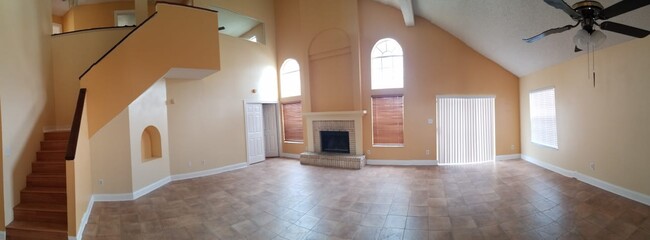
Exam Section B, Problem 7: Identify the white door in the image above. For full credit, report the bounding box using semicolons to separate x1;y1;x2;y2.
245;103;265;164
263;104;279;157
437;96;495;165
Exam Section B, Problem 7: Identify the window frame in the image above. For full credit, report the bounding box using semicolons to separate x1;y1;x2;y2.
371;38;404;90
529;87;559;149
371;95;405;147
280;58;301;98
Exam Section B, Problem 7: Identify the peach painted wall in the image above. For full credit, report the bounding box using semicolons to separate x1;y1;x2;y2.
89;109;132;194
80;3;220;137
274;0;362;154
520;37;650;196
0;101;4;229
166;0;277;174
358;0;520;160
52;15;63;25
0;0;55;224
65;98;92;237
52;27;133;127
63;2;135;32
128;79;170;191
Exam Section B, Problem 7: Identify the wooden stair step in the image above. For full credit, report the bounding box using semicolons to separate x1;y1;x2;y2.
14;203;67;223
40;140;68;151
6;221;67;240
43;131;70;141
21;187;66;204
32;161;66;175
36;151;66;161
27;174;66;188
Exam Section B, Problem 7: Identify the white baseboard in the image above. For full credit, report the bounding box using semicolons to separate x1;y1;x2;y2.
280;153;300;159
521;154;650;206
170;162;247;181
0;231;5;240
92;193;133;202
72;195;95;240
133;177;171;199
366;159;438;166
496;154;521;161
521;154;576;178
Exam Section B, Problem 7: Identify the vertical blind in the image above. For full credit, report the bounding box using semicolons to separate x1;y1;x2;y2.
437;97;495;164
282;102;303;142
372;96;404;145
529;88;558;148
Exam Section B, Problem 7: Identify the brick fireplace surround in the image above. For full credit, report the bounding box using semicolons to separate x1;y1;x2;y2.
299;111;366;169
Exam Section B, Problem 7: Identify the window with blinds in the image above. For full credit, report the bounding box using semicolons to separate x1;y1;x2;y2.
372;96;404;145
529;88;558;149
282;102;303;142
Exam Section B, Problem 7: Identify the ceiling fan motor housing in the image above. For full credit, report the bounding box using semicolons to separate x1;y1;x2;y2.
573;1;604;32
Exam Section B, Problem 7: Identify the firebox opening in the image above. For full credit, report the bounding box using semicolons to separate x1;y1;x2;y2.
320;131;350;154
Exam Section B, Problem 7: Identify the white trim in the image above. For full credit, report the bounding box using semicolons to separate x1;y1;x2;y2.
93;193;133;202
170;162;247;181
495;154;521;161
574;171;650;206
133;177;171;199
0;231;5;240
521;154;575;178
366;159;438;166
280;153;300;159
521;154;650;205
72;195;95;240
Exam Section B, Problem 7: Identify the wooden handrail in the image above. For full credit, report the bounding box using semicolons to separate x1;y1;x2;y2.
65;88;87;160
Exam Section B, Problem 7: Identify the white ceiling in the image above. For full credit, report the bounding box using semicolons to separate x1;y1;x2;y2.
373;0;650;77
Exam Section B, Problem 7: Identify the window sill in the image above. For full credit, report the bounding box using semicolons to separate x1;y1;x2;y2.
531;142;558;150
284;141;304;144
372;144;404;148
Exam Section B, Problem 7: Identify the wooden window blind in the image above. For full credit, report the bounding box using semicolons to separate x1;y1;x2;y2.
372;96;404;145
282;102;303;142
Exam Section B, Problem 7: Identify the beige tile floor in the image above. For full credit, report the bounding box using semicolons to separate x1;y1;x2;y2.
82;158;650;240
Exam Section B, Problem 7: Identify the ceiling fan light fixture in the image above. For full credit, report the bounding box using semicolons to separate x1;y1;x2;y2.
573;29;591;50
590;30;607;47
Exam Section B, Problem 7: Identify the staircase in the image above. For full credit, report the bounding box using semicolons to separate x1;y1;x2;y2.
6;131;69;240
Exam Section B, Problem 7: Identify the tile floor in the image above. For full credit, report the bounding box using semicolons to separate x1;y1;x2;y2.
82;158;650;240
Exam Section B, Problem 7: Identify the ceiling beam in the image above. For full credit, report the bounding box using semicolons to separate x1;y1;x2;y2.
399;0;415;26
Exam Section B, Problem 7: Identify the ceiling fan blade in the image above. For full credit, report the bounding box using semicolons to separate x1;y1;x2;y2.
543;0;581;20
600;0;650;20
523;25;576;43
600;21;650;38
574;46;582;52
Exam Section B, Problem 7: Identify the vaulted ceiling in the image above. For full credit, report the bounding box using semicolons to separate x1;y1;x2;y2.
373;0;650;77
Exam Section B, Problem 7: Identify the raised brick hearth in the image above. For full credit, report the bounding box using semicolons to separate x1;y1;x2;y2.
300;111;366;169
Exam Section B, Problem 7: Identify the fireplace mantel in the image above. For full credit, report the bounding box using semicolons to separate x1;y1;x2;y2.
303;111;365;155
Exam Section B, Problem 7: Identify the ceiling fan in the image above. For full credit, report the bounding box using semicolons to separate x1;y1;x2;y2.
524;0;650;51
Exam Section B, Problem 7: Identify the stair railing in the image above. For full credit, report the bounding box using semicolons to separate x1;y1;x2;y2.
65;88;87;160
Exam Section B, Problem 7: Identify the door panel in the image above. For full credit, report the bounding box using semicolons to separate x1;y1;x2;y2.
263;104;279;157
245;103;265;164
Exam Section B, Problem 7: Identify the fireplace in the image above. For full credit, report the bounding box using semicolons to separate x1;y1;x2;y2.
320;131;350;153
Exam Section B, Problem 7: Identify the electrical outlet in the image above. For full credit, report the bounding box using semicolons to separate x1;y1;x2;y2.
98;179;104;185
426;149;430;155
511;144;515;150
427;118;434;125
367;150;371;155
188;161;192;167
202;160;206;165
589;162;595;171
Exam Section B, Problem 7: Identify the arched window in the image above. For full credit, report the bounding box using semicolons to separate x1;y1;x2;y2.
280;59;301;98
371;38;403;90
